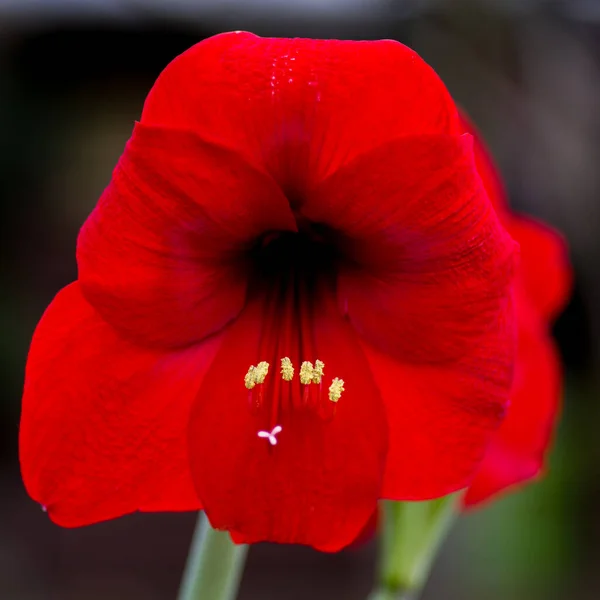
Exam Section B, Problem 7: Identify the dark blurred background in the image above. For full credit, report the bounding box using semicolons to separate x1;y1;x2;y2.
1;0;599;598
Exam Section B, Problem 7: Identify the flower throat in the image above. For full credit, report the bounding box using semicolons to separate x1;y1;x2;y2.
245;229;345;442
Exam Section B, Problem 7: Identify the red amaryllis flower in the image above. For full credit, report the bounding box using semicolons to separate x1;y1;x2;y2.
20;32;517;551
461;116;572;507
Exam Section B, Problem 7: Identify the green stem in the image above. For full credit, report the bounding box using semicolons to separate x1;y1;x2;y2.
178;512;248;600
372;495;460;600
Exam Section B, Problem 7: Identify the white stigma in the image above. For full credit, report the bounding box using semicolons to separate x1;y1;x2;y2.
257;425;282;446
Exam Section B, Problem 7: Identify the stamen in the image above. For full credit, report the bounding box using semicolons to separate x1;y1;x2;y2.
255;361;270;384
244;366;257;390
244;359;345;420
328;378;345;403
312;359;325;384
280;357;294;381
299;361;314;385
244;361;270;389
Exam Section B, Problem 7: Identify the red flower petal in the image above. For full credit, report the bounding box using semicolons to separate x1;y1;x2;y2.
20;283;223;525
302;133;517;365
507;216;572;322
461;114;572;322
77;123;296;348
188;283;388;552
362;292;514;500
141;32;459;191
463;297;562;507
460;115;572;506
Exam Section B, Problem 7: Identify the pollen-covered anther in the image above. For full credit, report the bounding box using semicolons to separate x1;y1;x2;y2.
299;361;314;385
328;377;345;403
255;361;269;383
312;359;325;384
280;357;294;381
244;366;257;390
244;361;270;389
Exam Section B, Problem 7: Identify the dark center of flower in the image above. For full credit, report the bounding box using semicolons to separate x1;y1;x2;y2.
252;223;338;280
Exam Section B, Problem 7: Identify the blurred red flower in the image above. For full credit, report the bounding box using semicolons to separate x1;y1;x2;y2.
20;32;517;551
461;116;572;507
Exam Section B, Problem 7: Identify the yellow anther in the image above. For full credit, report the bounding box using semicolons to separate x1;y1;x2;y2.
280;357;294;381
244;366;257;390
299;361;314;385
328;378;345;403
312;359;325;384
255;361;269;384
244;361;270;389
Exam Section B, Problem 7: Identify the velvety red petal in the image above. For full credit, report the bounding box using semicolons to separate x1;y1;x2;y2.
463;298;562;507
461;113;572;321
188;284;388;552
303;134;517;364
506;216;572;321
20;283;224;525
363;292;515;500
141;32;460;192
77;123;296;348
